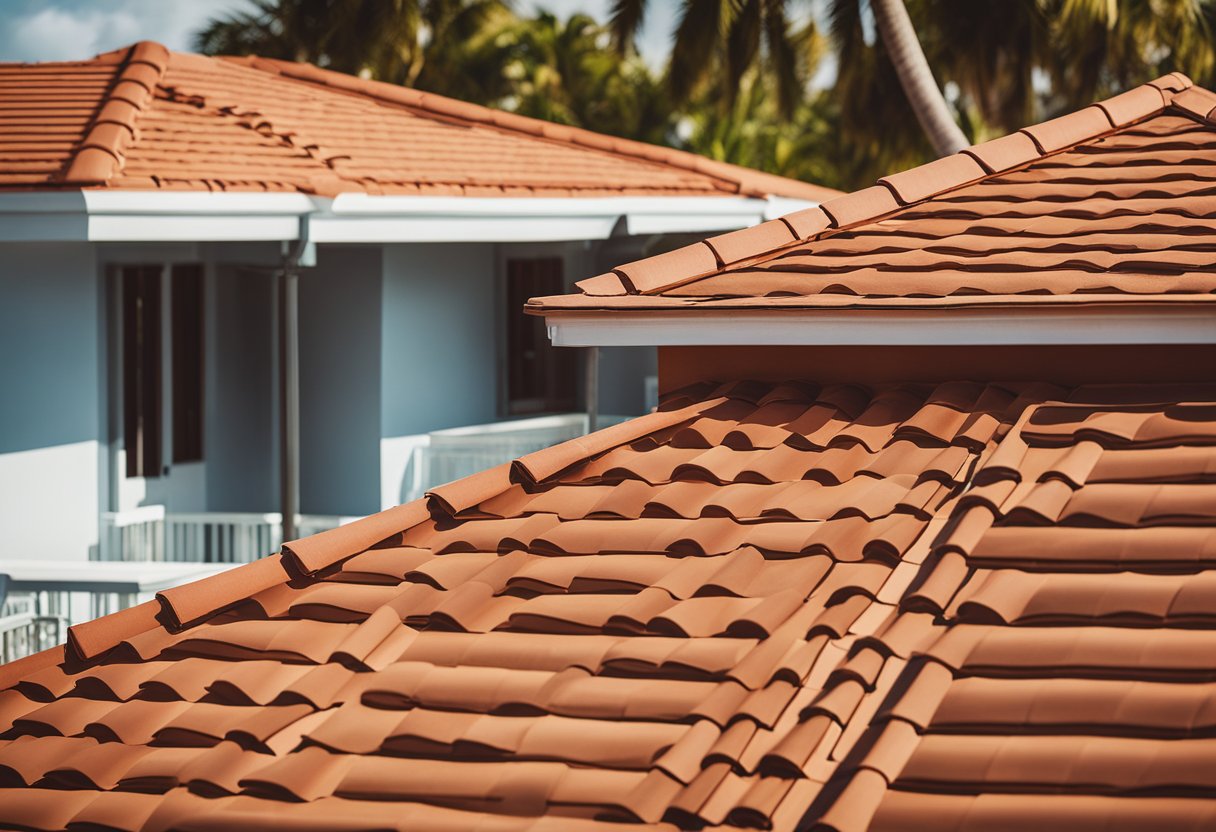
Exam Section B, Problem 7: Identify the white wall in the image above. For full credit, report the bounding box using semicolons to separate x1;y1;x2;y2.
0;243;102;560
299;245;384;517
379;243;498;507
381;243;499;437
206;263;278;512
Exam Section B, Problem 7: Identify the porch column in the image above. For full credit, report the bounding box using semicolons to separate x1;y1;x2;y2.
584;346;599;433
278;266;300;543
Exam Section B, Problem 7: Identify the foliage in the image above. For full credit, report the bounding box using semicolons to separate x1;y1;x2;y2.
196;0;1216;192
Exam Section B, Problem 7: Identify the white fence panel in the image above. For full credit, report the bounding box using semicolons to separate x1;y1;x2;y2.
408;413;627;500
100;510;356;564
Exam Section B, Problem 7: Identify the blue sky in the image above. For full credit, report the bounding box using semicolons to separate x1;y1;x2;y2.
0;0;680;64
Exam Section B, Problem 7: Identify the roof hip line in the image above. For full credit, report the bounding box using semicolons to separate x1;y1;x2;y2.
62;41;169;185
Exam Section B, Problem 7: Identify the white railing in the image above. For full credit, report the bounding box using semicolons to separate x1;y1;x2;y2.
100;510;358;564
0;593;61;664
405;412;628;501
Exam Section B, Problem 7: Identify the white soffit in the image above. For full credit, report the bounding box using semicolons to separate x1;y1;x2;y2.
544;307;1216;347
0;191;795;243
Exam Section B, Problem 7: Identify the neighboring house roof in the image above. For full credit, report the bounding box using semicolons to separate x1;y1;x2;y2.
529;73;1216;312
1;379;1214;831
0;41;837;201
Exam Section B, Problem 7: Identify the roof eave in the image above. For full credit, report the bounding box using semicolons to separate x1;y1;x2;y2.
0;191;810;244
538;301;1216;347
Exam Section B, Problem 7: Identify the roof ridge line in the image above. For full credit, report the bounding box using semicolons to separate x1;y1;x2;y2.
222;54;831;200
575;74;1193;299
62;41;169;185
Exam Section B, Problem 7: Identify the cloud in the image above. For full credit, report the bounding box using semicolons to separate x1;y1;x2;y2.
0;0;248;62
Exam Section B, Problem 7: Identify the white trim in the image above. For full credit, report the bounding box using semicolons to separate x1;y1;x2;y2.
311;215;621;243
0;191;804;243
544;307;1216;347
316;194;776;243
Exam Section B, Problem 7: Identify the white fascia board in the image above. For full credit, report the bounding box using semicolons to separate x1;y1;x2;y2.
310;215;619;243
0;192;320;242
83;192;319;241
545;307;1216;347
0;190;816;244
324;193;775;242
81;191;320;215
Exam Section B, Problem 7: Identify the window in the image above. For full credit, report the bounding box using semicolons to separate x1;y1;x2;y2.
505;258;576;415
121;263;205;478
121;266;162;478
171;264;204;463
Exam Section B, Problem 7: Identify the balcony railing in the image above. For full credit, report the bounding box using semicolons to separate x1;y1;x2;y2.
100;507;358;564
404;412;627;502
0;593;61;664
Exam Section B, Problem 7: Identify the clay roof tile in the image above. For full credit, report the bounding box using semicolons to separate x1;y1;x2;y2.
1018;104;1114;153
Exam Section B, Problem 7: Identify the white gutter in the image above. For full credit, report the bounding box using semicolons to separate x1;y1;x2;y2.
0;191;809;244
545;307;1216;347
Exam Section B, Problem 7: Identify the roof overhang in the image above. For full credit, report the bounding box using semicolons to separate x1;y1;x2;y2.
0;191;814;244
543;304;1216;347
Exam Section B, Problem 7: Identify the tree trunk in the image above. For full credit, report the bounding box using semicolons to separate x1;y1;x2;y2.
870;0;968;157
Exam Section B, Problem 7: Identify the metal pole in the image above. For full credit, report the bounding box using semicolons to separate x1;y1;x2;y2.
279;267;300;543
584;346;599;434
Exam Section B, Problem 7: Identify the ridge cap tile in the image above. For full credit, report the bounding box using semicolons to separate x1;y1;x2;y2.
878;153;987;206
704;220;798;266
157;554;291;629
959;130;1042;174
574;273;629;297
1170;86;1216;121
427;462;514;517
1018;104;1114;154
283;500;431;574
819;185;902;229
67;599;163;661
614;242;721;295
1096;83;1169;126
62;41;168;185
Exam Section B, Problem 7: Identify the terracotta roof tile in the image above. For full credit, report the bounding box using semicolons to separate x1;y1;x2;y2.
812;383;1216;829
0;42;837;200
2;377;1138;831
8;380;1212;827
532;75;1216;313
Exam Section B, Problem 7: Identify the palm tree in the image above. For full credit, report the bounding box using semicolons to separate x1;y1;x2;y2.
869;0;966;155
493;12;675;144
609;0;820;118
195;0;511;94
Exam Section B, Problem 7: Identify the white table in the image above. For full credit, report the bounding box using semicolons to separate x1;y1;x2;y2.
0;559;238;595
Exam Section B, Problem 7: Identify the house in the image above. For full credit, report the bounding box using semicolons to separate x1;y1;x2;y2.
0;41;836;567
1;74;1215;831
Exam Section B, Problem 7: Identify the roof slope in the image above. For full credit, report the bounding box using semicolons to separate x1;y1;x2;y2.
0;41;837;201
1;380;1213;830
530;74;1216;311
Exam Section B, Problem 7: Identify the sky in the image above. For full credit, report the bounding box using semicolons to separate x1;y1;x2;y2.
0;0;680;65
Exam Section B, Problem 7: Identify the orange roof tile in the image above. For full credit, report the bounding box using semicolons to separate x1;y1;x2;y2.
0;42;838;201
3;379;1213;830
532;75;1216;312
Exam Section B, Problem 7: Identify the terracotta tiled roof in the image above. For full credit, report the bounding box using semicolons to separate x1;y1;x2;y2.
530;74;1216;311
2;379;1213;830
0;41;837;200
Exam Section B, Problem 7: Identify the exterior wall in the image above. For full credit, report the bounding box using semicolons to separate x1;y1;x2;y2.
205;264;278;513
381;243;500;436
299;245;383;516
658;344;1216;392
0;242;101;560
380;242;497;507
